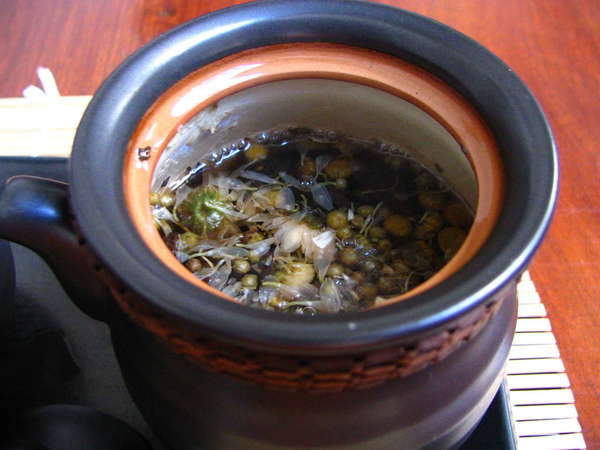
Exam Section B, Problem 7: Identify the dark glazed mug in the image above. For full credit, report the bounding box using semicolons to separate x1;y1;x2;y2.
0;1;557;449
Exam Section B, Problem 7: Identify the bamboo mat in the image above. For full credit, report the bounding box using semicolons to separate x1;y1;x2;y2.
0;97;586;449
0;96;90;157
511;272;585;449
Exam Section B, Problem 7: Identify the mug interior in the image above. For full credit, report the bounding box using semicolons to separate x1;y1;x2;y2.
123;43;504;308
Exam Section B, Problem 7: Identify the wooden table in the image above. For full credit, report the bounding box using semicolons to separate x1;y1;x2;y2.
2;0;598;447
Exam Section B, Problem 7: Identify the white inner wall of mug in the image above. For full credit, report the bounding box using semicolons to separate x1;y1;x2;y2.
152;79;477;208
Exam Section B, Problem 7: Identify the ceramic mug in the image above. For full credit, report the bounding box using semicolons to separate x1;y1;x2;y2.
0;1;557;449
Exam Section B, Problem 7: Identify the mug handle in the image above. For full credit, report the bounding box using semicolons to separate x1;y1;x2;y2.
0;176;110;322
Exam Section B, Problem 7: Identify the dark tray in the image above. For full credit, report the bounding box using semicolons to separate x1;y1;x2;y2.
0;157;517;449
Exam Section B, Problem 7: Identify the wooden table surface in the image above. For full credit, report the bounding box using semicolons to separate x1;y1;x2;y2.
2;0;598;447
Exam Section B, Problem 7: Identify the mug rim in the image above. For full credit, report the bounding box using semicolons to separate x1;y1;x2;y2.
70;0;557;351
122;42;504;309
